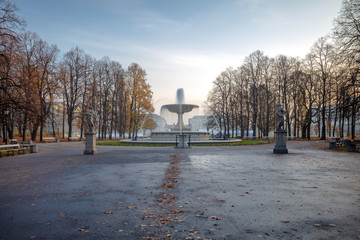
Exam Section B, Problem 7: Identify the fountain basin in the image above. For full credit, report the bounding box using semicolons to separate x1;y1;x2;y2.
161;104;199;113
151;131;210;141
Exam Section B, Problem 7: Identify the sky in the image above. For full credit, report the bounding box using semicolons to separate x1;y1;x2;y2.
13;0;342;114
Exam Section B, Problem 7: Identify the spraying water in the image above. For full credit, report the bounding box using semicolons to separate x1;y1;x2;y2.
176;88;185;104
177;89;184;134
160;88;198;132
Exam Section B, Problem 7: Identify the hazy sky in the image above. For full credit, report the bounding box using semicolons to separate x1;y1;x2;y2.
14;0;342;114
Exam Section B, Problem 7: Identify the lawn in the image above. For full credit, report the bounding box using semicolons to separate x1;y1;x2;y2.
97;139;268;147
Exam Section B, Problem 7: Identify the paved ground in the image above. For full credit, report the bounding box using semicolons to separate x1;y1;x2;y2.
0;141;359;240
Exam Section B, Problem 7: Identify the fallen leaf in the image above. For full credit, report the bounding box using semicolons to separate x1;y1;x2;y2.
330;224;336;227
118;229;124;232
281;221;290;223
30;236;36;239
223;190;227;193
78;228;90;232
104;211;114;214
314;224;322;227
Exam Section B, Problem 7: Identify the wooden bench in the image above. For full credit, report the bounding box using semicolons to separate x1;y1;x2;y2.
0;144;26;157
68;137;81;141
42;137;58;143
347;140;360;152
21;141;32;149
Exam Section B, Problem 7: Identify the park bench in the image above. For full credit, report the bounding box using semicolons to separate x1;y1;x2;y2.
0;144;26;157
69;137;81;141
42;137;58;143
20;140;32;149
328;137;346;149
347;140;360;152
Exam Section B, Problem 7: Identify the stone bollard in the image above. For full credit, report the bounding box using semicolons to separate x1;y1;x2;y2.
344;140;351;147
347;143;357;152
30;144;38;153
329;142;337;149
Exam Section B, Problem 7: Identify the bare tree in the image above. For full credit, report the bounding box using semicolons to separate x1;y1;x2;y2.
0;0;25;143
79;54;93;140
61;47;86;140
311;36;337;140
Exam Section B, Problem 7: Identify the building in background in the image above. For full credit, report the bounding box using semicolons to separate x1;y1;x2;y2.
189;115;208;132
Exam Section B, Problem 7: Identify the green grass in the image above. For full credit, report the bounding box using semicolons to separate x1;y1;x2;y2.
97;141;175;147
0;149;30;157
191;140;267;146
97;140;268;147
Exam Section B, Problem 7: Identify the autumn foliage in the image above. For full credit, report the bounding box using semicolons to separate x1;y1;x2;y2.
0;0;154;142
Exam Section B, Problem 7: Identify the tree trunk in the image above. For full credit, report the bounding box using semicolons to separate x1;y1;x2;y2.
31;124;38;141
265;92;270;137
321;80;326;140
40;110;44;142
67;112;73;140
40;121;44;142
21;113;28;141
62;100;65;139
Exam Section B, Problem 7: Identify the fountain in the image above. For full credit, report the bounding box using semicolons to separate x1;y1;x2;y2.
150;88;210;143
161;88;198;132
120;88;242;146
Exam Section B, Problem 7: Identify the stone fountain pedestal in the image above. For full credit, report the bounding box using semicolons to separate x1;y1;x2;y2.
84;131;98;155
176;134;190;149
273;130;288;154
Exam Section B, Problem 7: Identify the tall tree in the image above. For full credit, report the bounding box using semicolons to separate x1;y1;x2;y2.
61;47;86;140
126;63;154;139
311;36;337;140
79;54;92;140
0;0;25;143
